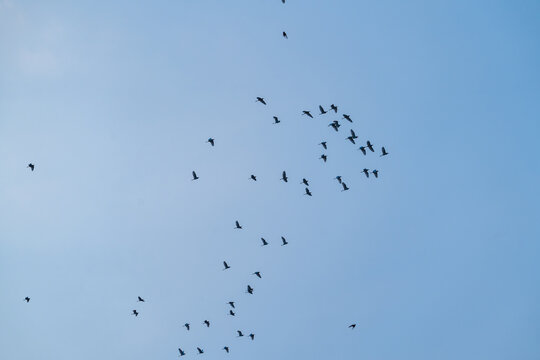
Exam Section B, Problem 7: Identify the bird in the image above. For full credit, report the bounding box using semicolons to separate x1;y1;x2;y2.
237;330;244;337
27;163;34;171
329;121;340;132
197;347;204;354
253;271;262;278
349;324;356;329
203;320;210;327
342;182;349;191
281;236;288;246
178;348;186;356
207;138;215;146
223;346;230;353
273;116;280;124
184;323;190;331
362;168;370;178
330;104;338;113
319;141;327;149
281;171;288;182
250;174;257;181
366;140;375;152
372;169;379;178
302;110;313;118
137;296;145;302
301;178;309;186
359;146;367;155
132;310;138;317
192;171;199;180
249;333;255;340
228;301;235;308
247;285;254;294
229;310;236;316
282;0;285;3
235;221;242;229
380;146;389;156
223;261;231;270
261;238;269;246
305;187;312;196
320;154;327;162
256;97;266;105
343;114;352;122
319;105;327;115
282;31;288;39
346;136;356;144
335;175;342;184
350;129;358;139
24;297;30;303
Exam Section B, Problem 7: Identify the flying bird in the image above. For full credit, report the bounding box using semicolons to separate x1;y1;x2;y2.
137;296;145;302
250;174;257;181
319;141;327;149
319;105;327;115
281;236;288;246
282;31;288;39
273;116;280;124
228;301;235;308
329;121;340;132
247;285;254;294
350;129;358;139
261;238;269;246
223;346;230;353
302;178;309;186
346;136;356;144
256;97;266;105
178;348;186;356
330;104;338;113
372;169;379;178
249;333;255;340
27;163;34;171
359;146;367;155
366;140;375;152
237;330;244;337
349;324;356;329
342;183;349;191
335;176;342;184
281;171;288;182
253;271;262;278
192;171;199;180
302;110;313;118
305;187;312;196
235;221;242;229
343;114;352;122
320;154;327;162
204;320;210;327
184;323;190;331
24;297;30;303
380;147;389;156
229;310;236;316
132;310;139;317
223;261;231;270
197;347;204;354
363;168;370;178
207;138;215;146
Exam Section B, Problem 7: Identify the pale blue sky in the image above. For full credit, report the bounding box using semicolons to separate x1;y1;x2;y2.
1;1;539;359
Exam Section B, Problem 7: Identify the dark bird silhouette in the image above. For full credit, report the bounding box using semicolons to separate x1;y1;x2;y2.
253;271;262;278
228;301;235;309
343;114;352;122
249;333;255;340
184;323;190;331
320;154;327;162
137;296;145;302
335;176;342;184
223;261;231;270
302;178;309;186
282;0;285;3
250;174;257;181
366;140;375;152
223;346;230;353
372;169;379;178
346;136;356;144
302;110;313;118
273;116;280;124
329;121;340;132
132;310;139;317
363;168;370;178
27;163;34;171
207;138;215;146
342;182;349;191
319;105;327;115
178;348;186;356
229;310;235;316
192;171;199;180
282;31;288;39
281;236;288;246
281;171;288;182
261;238;269;246
256;97;266;105
349;324;356;329
350;129;358;139
247;285;254;294
319;141;327;149
359;146;367;155
380;146;389;156
235;221;242;229
305;187;312;196
203;320;210;327
330;104;338;113
237;330;244;337
197;347;204;354
24;297;30;303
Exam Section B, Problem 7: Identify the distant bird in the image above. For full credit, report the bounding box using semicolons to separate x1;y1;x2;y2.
319;141;327;149
319;105;327;115
273;116;280;124
349;324;356;329
261;238;269;246
346;136;356;144
24;297;30;303
281;236;288;246
228;301;235;309
282;31;288;39
223;346;230;353
359;146;367;155
223;261;231;270
197;347;204;354
132;310;138;317
350;129;358;139
235;221;242;229
366;140;375;152
204;320;210;327
330;104;338;113
178;348;186;356
362;168;370;178
237;330;244;337
27;163;34;171
207;138;215;146
247;285;254;294
184;323;190;331
320;154;327;162
281;171;288;182
229;310;236;316
249;333;255;340
253;271;262;278
282;0;285;3
250;174;257;181
256;97;266;105
302;178;309;186
343;114;352;122
329;121;340;132
302;110;313;118
335;176;342;184
137;296;145;302
192;171;199;180
380;146;389;156
342;183;349;191
305;187;312;196
372;169;379;178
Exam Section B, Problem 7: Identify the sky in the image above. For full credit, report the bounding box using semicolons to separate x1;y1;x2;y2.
1;0;539;359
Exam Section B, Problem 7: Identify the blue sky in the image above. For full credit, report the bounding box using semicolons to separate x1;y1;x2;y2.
1;1;539;359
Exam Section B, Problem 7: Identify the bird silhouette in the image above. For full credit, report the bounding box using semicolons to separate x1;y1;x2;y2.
178;348;186;356
319;105;327;115
237;330;244;337
207;138;215;146
203;320;210;327
192;171;199;180
27;163;34;171
372;169;379;178
320;154;327;162
380;146;389;156
197;347;204;354
346;136;356;144
137;296;145;302
247;285;254;294
256;97;266;105
359;146;367;155
229;310;236;316
253;271;262;278
350;129;358;139
302;178;309;186
235;221;242;229
349;324;356;329
261;238;269;246
282;0;285;3
282;31;288;39
305;187;312;196
184;323;190;331
24;297;30;303
228;301;235;308
281;236;288;246
302;110;313;118
329;121;340;132
362;168;370;178
366;141;375;152
319;141;327;149
335;175;342;184
132;310;139;317
273;116;280;124
223;346;230;353
343;114;352;122
249;333;255;340
342;183;349;191
223;261;231;270
281;171;288;182
250;174;257;181
330;104;338;113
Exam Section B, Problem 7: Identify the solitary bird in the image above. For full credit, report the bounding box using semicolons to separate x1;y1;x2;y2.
197;347;204;354
207;138;215;146
359;146;367;155
27;163;34;171
346;136;356;144
380;146;389;156
229;310;236;316
256;97;266;105
223;346;230;353
249;334;255;340
203;320;210;327
302;178;309;186
253;271;262;278
237;330;244;337
273;116;280;124
24;297;30;303
132;310;139;317
305;187;312;196
372;169;379;178
335;176;342;184
261;238;269;246
329;121;340;132
366;140;375;152
281;236;288;246
342;182;349;191
184;323;190;331
250;174;257;181
302;110;313;118
192;171;199;180
178;348;186;356
363;168;370;178
235;221;242;229
137;296;145;302
349;324;356;329
320;154;327;162
330;104;338;113
343;114;352;122
247;285;254;294
223;261;231;270
319;141;327;149
281;171;288;182
282;31;288;39
350;129;358;139
319;105;327;115
228;301;235;309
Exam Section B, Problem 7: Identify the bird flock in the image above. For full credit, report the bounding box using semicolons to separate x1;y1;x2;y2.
20;0;391;357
